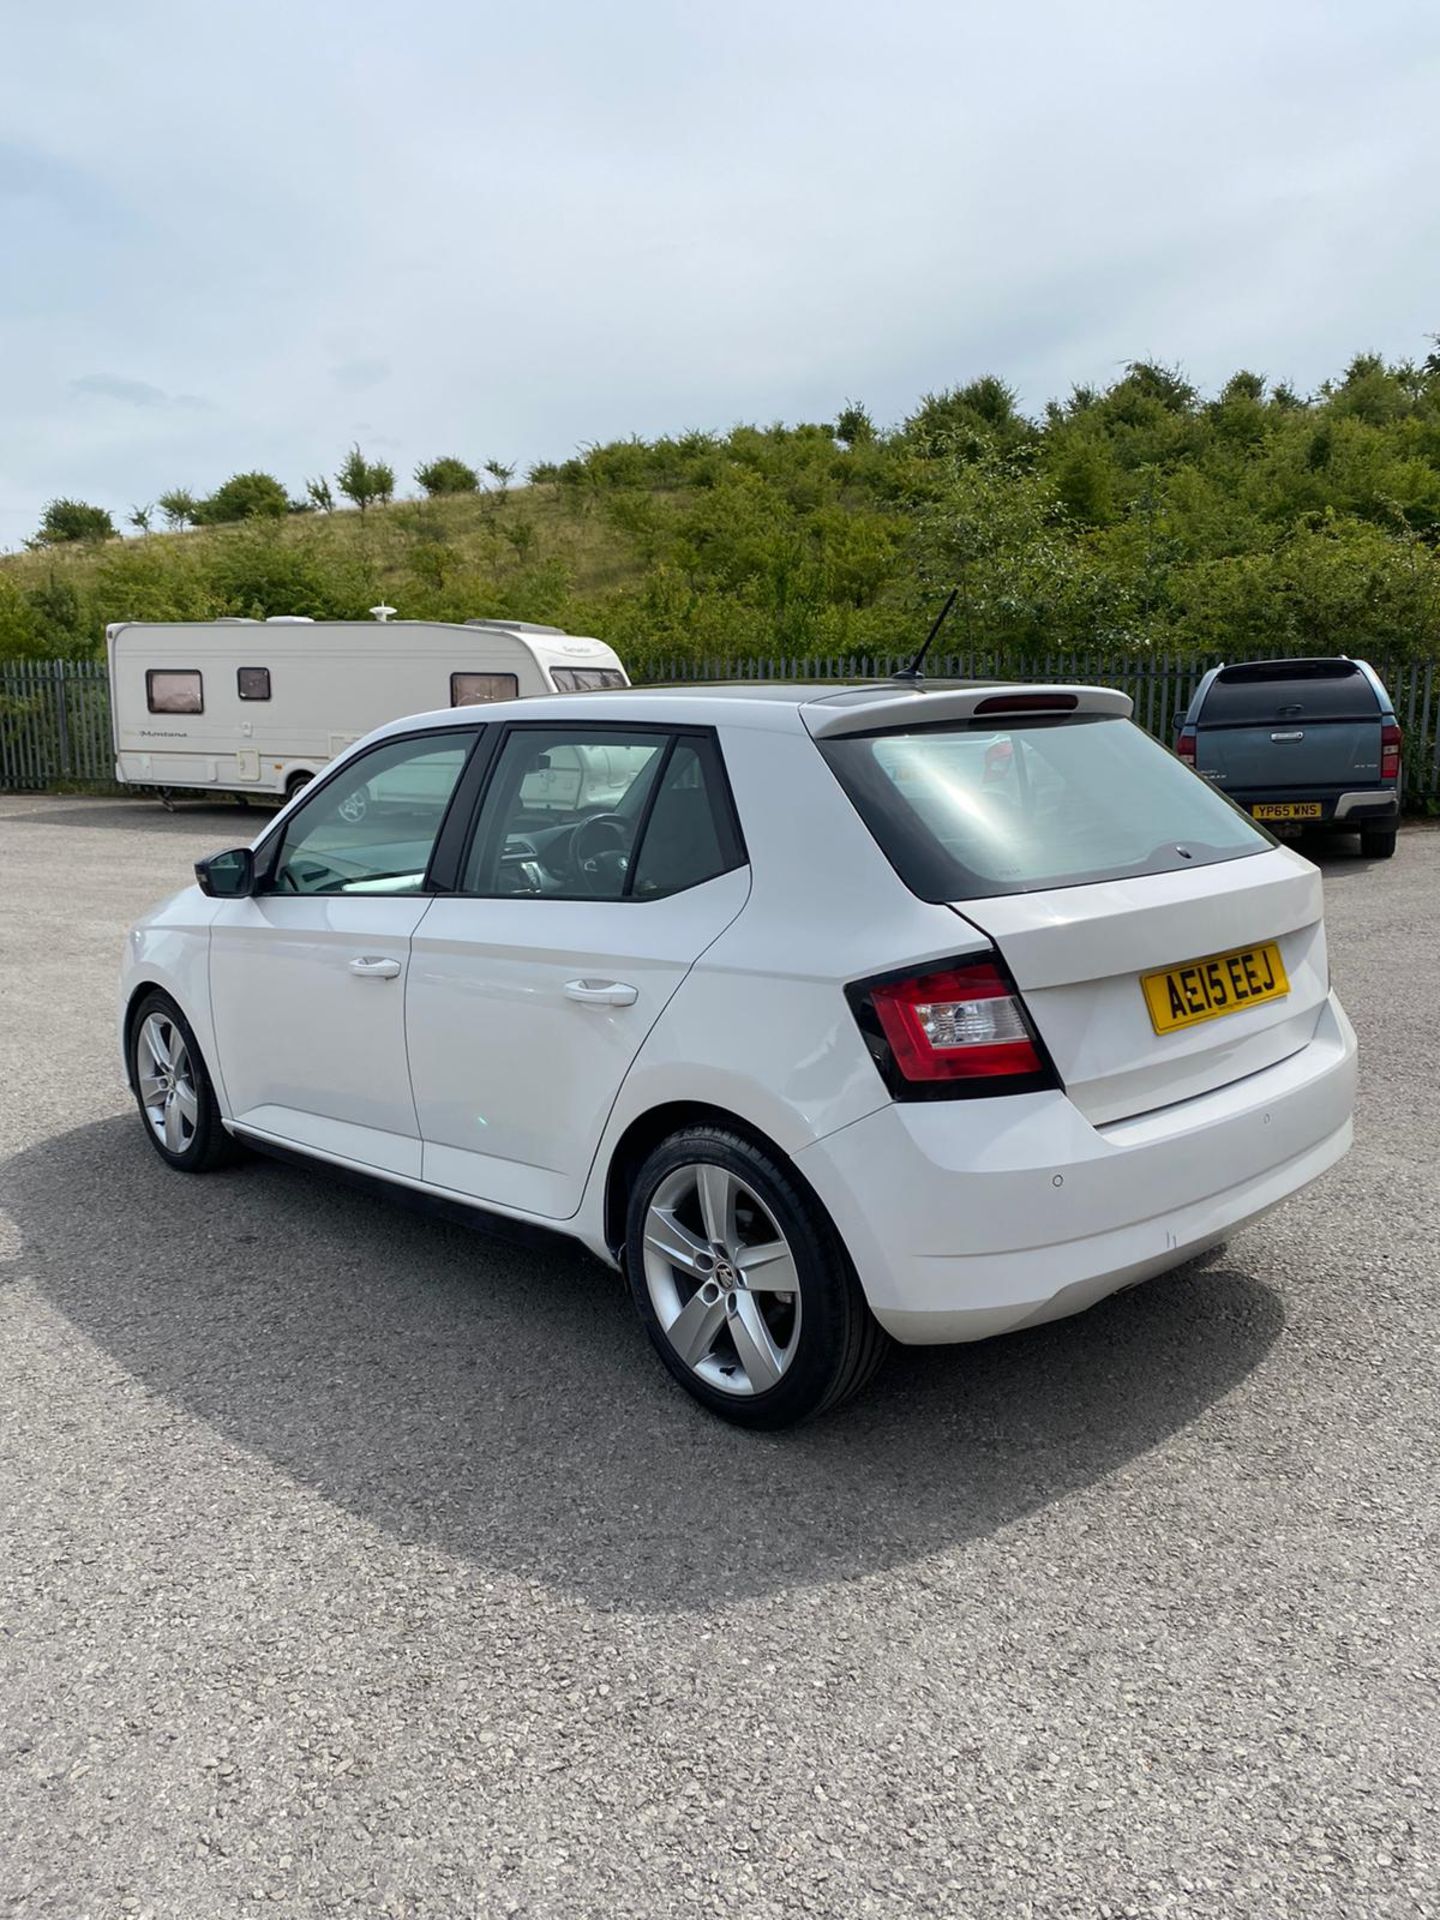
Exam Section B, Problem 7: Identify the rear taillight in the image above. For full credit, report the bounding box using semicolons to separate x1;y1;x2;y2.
1381;723;1402;783
1177;730;1198;768
849;955;1054;1097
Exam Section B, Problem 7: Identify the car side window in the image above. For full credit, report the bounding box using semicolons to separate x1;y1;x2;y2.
462;729;670;900
461;728;741;902
629;742;735;898
269;735;471;896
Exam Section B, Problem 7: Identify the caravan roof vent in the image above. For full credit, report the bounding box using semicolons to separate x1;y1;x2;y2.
370;604;397;623
464;618;564;635
265;616;315;625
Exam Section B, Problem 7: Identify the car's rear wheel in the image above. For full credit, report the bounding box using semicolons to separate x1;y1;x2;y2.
1361;825;1397;859
624;1127;887;1428
129;990;240;1173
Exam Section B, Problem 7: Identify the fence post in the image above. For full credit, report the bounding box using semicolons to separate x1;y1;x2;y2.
52;658;73;779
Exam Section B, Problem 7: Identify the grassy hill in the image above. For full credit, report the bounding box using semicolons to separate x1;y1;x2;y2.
6;353;1440;671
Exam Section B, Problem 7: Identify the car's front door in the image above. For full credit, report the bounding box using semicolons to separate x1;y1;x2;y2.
405;724;749;1219
208;729;475;1176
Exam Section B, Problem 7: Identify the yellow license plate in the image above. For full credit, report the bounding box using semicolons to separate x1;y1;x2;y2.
1252;802;1323;821
1142;941;1290;1035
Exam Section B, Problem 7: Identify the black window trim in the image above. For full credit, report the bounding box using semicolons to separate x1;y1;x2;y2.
251;724;486;896
237;666;272;702
146;667;204;716
445;718;747;903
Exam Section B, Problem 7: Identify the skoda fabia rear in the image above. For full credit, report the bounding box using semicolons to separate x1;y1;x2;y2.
119;678;1356;1428
791;684;1355;1366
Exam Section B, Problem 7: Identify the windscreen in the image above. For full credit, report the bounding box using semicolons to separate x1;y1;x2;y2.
820;715;1271;901
1200;661;1380;724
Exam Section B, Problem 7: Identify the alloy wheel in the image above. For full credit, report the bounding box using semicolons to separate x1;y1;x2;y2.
136;1012;200;1155
641;1163;803;1396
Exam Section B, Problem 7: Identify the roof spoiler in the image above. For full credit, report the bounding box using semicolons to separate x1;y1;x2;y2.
800;683;1133;739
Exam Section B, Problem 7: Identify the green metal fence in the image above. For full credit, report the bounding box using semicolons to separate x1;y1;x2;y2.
3;652;1438;798
0;659;114;789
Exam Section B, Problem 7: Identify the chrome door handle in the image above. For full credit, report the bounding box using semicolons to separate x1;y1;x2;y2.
349;956;402;979
564;978;638;1007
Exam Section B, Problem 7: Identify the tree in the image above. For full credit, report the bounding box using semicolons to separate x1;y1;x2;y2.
34;498;115;544
306;475;334;513
336;445;394;515
194;471;290;524
834;400;875;448
484;458;516;502
128;504;154;535
415;455;480;496
158;488;197;530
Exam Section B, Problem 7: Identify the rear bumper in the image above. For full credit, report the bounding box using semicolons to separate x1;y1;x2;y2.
796;993;1357;1344
1229;788;1399;825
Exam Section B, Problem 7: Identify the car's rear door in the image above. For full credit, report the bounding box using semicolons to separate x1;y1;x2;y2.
405;723;749;1219
1195;661;1383;803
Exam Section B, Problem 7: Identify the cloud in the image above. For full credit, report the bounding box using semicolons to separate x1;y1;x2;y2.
69;374;211;411
2;0;1439;535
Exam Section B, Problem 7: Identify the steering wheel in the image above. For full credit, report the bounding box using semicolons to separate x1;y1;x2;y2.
570;812;632;892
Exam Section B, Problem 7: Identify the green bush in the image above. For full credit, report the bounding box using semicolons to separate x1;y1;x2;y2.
415;456;479;496
34;499;115;545
194;472;289;524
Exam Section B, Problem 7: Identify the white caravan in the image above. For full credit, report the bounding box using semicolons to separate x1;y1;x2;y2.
107;616;629;801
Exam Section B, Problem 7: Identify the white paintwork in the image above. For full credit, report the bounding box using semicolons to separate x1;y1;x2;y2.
407;870;751;1217
209;894;430;1176
106;618;628;798
119;679;1358;1354
797;680;1133;736
954;848;1330;1124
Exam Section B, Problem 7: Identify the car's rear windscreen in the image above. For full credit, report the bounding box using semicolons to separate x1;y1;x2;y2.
820;715;1271;901
1200;661;1380;725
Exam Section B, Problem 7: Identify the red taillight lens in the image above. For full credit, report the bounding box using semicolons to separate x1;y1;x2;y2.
867;960;1044;1084
1381;723;1402;782
1177;730;1198;768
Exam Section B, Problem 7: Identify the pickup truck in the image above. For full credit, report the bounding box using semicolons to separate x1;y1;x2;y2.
1176;657;1401;859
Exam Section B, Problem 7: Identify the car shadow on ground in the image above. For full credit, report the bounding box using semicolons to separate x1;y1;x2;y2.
5;1115;1285;1615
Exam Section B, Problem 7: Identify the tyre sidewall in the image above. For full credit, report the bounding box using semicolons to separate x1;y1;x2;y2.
130;990;228;1172
624;1127;861;1428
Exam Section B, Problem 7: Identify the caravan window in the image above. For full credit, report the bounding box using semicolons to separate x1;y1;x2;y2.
146;670;203;715
451;672;519;706
237;667;271;701
551;667;627;692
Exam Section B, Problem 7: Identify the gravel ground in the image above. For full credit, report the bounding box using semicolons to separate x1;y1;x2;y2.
1;793;1437;1920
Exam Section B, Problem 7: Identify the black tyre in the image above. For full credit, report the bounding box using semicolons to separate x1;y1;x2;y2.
624;1126;888;1428
1361;825;1397;860
285;771;313;802
129;990;241;1173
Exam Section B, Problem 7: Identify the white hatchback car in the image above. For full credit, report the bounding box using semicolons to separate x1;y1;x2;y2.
120;681;1357;1426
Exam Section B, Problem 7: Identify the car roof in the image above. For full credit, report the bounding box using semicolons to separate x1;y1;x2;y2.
359;677;1134;750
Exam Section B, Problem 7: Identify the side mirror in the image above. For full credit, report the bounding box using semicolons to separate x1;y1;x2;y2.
1172;708;1188;736
195;847;255;898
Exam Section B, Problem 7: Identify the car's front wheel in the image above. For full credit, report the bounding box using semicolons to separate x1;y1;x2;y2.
625;1127;887;1427
129;990;240;1172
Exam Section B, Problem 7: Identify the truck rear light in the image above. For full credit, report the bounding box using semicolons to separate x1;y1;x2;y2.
847;955;1057;1098
1177;729;1198;768
1381;723;1402;782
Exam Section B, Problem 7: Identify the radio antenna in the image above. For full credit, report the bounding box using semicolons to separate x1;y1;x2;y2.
892;586;958;683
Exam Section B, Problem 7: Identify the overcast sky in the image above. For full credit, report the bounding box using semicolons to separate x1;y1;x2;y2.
3;0;1439;544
